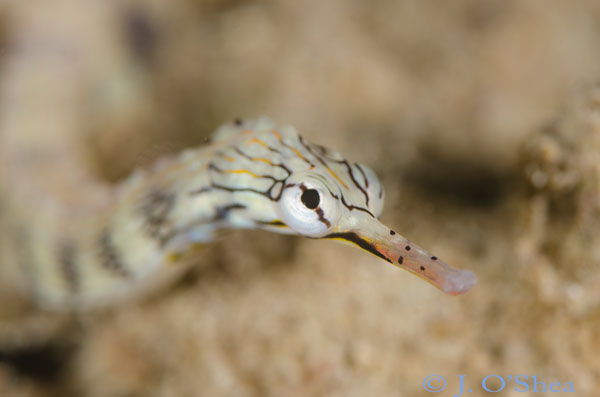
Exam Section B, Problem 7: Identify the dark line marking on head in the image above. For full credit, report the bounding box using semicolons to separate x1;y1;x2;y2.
340;160;370;206
420;266;425;271
206;183;269;199
256;220;288;227
191;151;295;202
298;134;328;167
248;138;282;154
234;147;292;176
194;180;293;202
340;194;375;218
297;134;350;188
98;229;131;278
314;144;329;156
57;240;78;293
233;147;253;160
209;161;280;183
354;163;369;188
325;232;392;263
390;230;396;235
315;207;331;227
277;162;293;176
215;203;246;221
398;256;404;264
431;256;437;261
279;133;314;167
405;245;411;251
269;181;284;199
266;145;283;154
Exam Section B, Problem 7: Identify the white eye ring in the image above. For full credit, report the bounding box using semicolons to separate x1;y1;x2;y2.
278;180;339;237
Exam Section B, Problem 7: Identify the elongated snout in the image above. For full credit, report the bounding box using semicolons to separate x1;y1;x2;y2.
326;216;476;295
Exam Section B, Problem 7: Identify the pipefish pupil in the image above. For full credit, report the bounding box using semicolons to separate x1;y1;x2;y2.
301;189;320;209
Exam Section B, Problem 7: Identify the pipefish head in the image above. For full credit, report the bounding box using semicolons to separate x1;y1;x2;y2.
210;118;477;295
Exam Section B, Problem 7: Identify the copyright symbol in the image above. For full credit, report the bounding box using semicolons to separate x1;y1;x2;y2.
423;375;447;392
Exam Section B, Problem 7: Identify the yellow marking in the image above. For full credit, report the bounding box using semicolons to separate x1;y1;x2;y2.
253;157;275;165
249;138;270;150
271;129;282;140
190;242;205;251
327;237;375;256
271;130;311;164
325;166;348;189
223;156;236;162
166;243;205;265
223;169;261;178
270;130;305;161
266;220;288;227
293;148;310;163
271;129;347;188
166;252;182;264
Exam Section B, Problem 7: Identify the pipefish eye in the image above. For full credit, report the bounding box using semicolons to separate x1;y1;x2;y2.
279;181;339;237
300;189;320;209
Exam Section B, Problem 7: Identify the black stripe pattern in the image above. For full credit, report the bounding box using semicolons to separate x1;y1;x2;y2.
325;232;391;263
137;188;176;246
98;228;131;278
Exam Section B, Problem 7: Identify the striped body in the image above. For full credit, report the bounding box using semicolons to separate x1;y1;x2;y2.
0;2;476;311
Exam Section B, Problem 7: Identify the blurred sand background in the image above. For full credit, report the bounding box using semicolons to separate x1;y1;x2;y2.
1;0;600;396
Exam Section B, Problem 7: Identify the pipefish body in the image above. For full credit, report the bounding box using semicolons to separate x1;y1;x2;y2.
0;3;476;312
